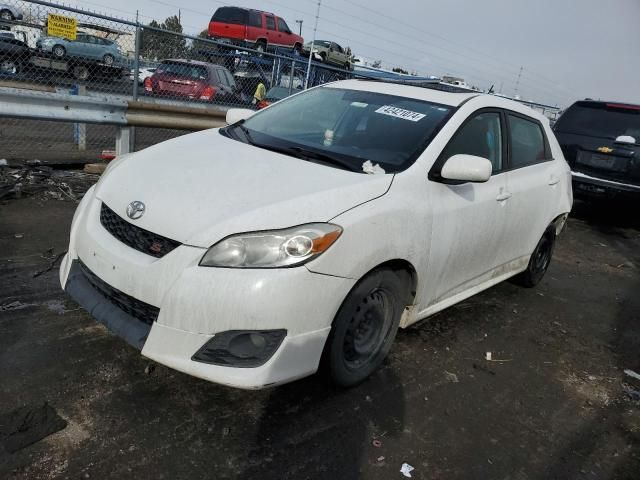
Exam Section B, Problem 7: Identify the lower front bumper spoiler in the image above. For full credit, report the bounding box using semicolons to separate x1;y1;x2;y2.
64;260;152;349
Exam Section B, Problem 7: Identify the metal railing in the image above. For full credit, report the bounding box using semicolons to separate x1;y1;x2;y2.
0;0;367;161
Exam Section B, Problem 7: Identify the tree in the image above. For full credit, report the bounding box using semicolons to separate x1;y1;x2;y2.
392;67;409;75
141;15;187;61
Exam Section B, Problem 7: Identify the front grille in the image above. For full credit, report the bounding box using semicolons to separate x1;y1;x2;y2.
100;203;181;258
78;260;159;326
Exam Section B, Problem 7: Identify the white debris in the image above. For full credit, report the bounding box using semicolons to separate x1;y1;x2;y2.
362;160;386;175
0;159;7;166
624;369;640;382
486;352;492;361
400;463;415;478
444;370;459;383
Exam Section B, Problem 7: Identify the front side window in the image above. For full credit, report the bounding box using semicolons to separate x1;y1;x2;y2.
508;115;546;168
223;86;453;173
441;112;503;172
266;15;276;30
277;18;290;33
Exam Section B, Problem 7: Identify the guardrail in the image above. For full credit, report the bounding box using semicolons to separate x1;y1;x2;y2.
0;86;228;155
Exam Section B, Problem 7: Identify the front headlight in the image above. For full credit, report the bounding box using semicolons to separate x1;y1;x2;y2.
200;223;342;268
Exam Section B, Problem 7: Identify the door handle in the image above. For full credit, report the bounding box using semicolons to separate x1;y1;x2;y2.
496;192;512;202
548;176;560;186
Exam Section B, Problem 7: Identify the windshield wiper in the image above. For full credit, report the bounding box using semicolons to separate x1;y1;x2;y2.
278;145;361;172
226;120;255;144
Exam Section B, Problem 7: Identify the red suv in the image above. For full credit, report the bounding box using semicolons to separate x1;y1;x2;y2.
144;59;238;102
208;6;304;53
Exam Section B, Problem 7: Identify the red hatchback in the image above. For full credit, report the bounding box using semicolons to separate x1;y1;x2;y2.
144;59;237;102
208;6;304;53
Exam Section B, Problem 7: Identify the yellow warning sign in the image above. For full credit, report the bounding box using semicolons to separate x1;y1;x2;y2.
47;13;77;40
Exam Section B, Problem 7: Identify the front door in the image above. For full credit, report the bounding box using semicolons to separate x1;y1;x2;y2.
424;110;509;308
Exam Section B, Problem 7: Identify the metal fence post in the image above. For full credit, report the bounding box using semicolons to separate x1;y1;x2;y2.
116;127;131;155
289;59;295;95
130;11;142;152
71;84;87;151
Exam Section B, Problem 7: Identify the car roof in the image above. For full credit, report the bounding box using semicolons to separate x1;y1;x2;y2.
572;99;640;109
327;79;548;121
163;59;225;69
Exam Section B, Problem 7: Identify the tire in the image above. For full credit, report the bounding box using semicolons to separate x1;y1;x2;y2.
102;54;114;66
0;59;18;75
319;52;326;63
0;9;14;21
293;43;302;55
254;40;266;54
52;45;66;58
323;269;409;387
514;227;556;287
72;66;89;80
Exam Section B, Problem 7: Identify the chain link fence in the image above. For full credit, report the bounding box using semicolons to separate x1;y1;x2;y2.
0;0;376;163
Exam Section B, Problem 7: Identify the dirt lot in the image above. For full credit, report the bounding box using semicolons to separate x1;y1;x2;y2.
0;192;639;480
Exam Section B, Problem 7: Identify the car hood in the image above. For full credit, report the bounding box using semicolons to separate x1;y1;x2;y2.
95;129;392;248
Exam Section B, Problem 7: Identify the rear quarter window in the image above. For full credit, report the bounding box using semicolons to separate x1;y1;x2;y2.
212;7;247;25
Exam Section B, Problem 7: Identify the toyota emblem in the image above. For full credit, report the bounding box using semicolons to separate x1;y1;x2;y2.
126;201;146;220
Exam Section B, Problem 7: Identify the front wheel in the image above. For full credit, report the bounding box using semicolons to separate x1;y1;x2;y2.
52;45;66;58
323;269;409;387
514;228;556;287
0;60;18;75
103;54;114;66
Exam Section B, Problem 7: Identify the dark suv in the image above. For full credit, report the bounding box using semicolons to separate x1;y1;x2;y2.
554;100;640;199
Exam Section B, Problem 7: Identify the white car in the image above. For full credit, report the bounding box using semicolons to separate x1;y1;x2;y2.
60;80;572;389
0;3;23;21
130;66;157;85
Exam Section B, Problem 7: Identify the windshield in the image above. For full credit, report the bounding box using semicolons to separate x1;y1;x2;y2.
226;86;453;173
555;102;640;141
157;62;208;80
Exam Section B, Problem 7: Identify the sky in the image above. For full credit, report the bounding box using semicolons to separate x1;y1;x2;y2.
68;0;640;108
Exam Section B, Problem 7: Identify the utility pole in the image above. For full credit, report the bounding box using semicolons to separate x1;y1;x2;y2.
295;19;303;36
304;0;321;89
178;9;181;24
514;66;523;98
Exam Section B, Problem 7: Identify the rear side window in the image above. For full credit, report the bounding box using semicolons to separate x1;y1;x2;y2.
441;112;503;172
266;15;276;30
248;11;262;27
555;102;640;140
508;115;547;168
212;7;247;25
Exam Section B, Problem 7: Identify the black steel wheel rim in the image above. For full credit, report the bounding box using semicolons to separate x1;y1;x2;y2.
533;235;552;273
343;287;395;370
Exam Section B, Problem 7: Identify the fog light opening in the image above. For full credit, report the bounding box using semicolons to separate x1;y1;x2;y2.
192;329;287;367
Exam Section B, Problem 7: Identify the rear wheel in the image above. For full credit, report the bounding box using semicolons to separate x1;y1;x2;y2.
52;45;66;58
323;269;409;387
254;40;266;54
293;43;302;55
0;9;14;21
514;228;556;287
319;52;327;63
72;65;89;80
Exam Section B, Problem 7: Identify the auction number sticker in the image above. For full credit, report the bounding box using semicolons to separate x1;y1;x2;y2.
375;105;426;122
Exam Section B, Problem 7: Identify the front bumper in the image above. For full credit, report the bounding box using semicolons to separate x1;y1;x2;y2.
60;190;356;389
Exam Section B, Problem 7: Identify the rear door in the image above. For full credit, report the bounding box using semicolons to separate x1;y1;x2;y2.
426;110;509;305
501;112;559;264
265;14;277;45
245;11;263;43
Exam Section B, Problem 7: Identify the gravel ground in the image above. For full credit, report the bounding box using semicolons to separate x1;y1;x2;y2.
0;192;638;480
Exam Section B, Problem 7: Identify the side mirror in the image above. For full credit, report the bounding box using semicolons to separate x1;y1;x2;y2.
226;108;255;124
615;135;636;145
441;154;492;183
